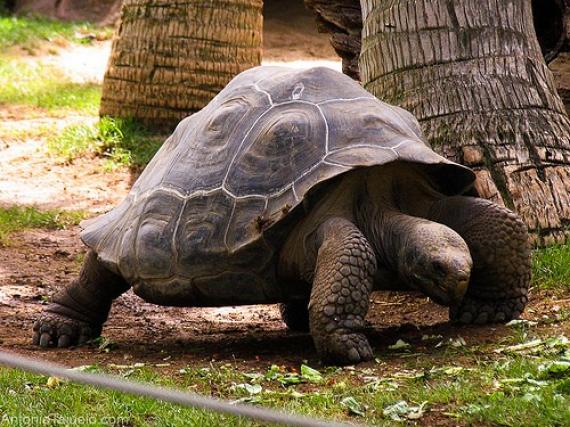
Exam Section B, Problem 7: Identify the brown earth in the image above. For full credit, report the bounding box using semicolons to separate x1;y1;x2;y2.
263;0;338;63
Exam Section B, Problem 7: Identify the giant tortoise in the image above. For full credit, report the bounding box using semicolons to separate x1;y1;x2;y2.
33;66;531;364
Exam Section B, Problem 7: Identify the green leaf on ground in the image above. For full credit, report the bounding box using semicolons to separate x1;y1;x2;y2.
340;396;365;416
383;400;427;421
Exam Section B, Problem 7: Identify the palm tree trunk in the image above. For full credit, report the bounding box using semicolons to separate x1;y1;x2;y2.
359;0;570;245
99;0;263;130
305;0;569;81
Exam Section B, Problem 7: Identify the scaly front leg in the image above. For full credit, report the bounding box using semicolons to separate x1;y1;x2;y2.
309;217;377;365
429;196;531;324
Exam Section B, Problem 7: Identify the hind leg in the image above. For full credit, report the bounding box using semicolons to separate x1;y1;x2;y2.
429;196;531;324
33;250;130;347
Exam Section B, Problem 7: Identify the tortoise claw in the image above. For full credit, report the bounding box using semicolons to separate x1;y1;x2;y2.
450;295;528;325
318;332;373;365
32;312;101;348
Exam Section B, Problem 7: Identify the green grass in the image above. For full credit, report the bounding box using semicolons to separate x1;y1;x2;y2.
0;15;111;115
0;337;568;426
0;15;113;51
532;244;570;290
0;205;86;246
48;117;165;169
0;367;253;427
0;57;101;114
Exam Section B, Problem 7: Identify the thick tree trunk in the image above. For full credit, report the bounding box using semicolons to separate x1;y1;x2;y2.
305;0;570;81
99;0;263;131
360;0;570;245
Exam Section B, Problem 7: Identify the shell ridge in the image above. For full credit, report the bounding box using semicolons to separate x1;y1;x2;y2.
315;103;330;153
291;159;327;189
317;96;376;106
326;141;411;154
223;198;237;250
170;198;188;276
390;140;409;158
324;141;412;166
322;158;347;167
253;83;274;105
291;184;299;201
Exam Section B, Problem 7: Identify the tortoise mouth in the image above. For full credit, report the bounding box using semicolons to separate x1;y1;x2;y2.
411;271;469;306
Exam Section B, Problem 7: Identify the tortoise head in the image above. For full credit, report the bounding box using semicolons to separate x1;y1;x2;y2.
399;222;472;306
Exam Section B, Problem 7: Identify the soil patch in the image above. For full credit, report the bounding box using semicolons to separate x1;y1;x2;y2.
0;117;131;213
263;0;338;62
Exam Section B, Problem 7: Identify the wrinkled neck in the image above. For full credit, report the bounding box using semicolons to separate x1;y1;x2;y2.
354;164;445;271
358;204;427;274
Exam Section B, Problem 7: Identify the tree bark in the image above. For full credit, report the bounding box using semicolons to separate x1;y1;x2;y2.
99;0;263;131
305;0;570;78
360;0;570;245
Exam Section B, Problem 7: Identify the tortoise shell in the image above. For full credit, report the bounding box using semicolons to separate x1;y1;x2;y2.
81;66;475;306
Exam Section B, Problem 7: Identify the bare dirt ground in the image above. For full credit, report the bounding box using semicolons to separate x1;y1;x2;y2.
0;119;132;212
0;0;569;380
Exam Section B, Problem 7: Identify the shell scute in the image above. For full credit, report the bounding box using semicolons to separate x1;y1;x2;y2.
175;190;234;277
225;196;267;250
323;98;414;154
135;191;184;280
225;103;326;197
159;89;272;195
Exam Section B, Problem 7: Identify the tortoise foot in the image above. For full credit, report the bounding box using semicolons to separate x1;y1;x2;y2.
32;311;101;348
450;295;528;325
316;332;373;365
